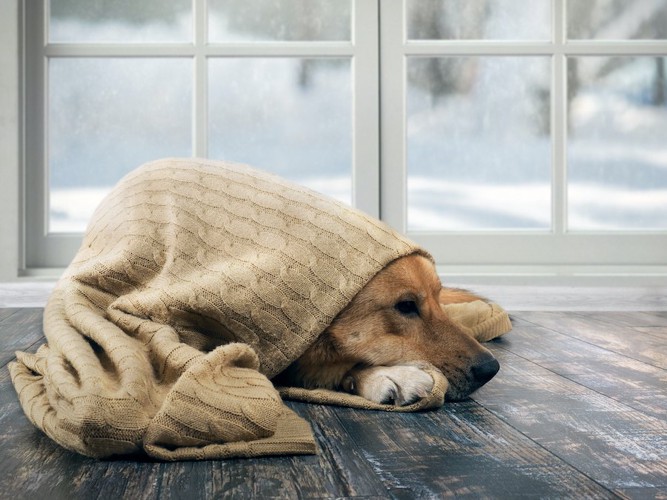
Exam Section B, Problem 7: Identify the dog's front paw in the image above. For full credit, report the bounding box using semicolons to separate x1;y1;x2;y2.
343;363;435;406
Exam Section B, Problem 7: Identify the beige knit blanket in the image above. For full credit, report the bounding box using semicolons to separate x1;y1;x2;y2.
9;158;511;461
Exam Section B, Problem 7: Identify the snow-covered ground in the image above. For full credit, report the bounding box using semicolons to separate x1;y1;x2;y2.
49;177;351;233
406;55;667;231
568;57;667;230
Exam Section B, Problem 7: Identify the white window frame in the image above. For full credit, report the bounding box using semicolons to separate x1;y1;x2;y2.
380;0;667;280
23;0;379;269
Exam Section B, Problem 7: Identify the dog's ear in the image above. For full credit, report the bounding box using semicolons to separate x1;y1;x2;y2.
439;287;487;305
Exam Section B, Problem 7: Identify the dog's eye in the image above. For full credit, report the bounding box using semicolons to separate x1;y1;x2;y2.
394;300;420;317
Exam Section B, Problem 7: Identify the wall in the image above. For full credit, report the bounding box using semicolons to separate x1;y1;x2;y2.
0;0;20;281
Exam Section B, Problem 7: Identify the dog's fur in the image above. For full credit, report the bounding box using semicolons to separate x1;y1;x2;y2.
275;254;500;404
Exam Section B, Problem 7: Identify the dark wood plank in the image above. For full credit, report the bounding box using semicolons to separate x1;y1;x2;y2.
580;311;667;330
287;403;391;497
634;326;667;340
0;308;45;368
327;401;613;499
0;308;20;323
516;311;667;369
474;340;667;494
500;316;667;420
615;486;667;499
197;403;388;500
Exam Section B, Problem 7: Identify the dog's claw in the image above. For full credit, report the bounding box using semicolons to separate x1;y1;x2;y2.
341;375;356;394
380;385;398;405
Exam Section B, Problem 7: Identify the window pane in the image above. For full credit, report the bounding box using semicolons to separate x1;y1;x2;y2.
208;0;351;42
568;0;667;40
49;0;192;43
49;58;192;233
406;0;550;40
407;57;551;231
208;58;352;204
568;57;667;230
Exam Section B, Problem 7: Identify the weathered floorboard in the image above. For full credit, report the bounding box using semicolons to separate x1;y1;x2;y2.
0;308;45;368
503;315;667;420
581;311;667;329
517;311;667;369
326;401;611;498
474;338;667;495
0;308;20;323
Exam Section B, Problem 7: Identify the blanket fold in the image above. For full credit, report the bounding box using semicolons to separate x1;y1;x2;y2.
9;158;511;460
143;343;318;461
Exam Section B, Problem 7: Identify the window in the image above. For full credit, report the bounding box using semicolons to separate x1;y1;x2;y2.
24;0;378;267
24;0;667;277
381;0;667;274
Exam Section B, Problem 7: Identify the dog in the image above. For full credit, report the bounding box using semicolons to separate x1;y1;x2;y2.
275;253;500;404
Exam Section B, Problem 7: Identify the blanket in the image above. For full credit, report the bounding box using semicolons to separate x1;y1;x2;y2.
9;158;511;461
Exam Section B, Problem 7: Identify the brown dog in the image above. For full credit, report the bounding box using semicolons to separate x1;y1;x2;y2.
275;253;500;404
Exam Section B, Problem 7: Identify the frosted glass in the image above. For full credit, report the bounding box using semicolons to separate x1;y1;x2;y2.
208;0;351;42
407;0;550;40
48;58;192;233
49;0;192;43
568;0;667;40
568;57;667;230
208;58;352;204
407;57;551;231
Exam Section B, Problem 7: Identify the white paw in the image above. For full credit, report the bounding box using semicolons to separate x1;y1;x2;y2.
354;364;434;406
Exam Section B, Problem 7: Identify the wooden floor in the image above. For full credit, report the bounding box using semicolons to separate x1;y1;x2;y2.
1;307;665;499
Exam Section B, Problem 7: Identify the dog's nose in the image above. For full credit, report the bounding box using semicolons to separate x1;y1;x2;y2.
471;354;500;385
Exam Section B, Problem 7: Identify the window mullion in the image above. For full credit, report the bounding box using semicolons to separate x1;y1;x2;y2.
379;0;407;231
43;44;196;57
403;42;554;56
351;0;380;217
24;0;48;268
553;0;567;235
194;0;207;157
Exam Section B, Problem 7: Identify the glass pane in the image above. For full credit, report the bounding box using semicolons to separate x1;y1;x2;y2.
49;0;192;43
407;0;550;40
208;0;351;42
568;57;667;230
407;57;551;231
49;58;192;233
568;0;667;40
208;58;352;204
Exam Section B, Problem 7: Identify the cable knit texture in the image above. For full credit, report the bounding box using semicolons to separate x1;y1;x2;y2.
9;158;511;461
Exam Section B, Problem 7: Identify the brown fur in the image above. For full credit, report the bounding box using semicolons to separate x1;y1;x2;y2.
275;254;499;403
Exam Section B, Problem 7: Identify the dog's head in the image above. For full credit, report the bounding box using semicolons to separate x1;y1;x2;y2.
327;254;499;400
